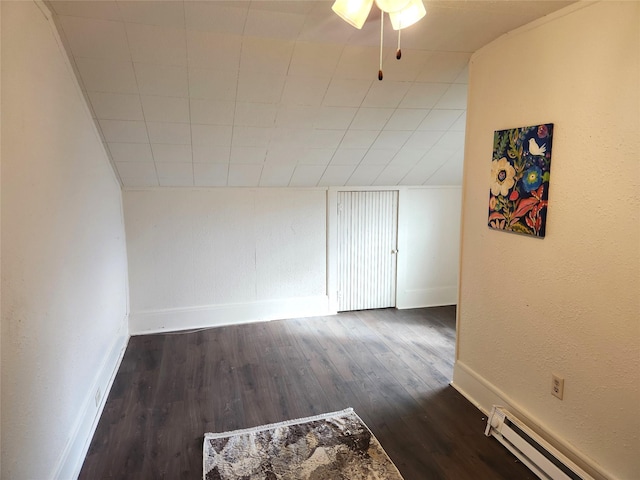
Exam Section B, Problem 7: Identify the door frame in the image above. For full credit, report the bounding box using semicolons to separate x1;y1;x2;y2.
327;186;410;314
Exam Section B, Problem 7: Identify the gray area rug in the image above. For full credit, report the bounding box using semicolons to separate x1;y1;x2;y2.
203;408;405;480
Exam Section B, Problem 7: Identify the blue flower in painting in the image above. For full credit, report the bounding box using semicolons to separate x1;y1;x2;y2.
522;166;543;193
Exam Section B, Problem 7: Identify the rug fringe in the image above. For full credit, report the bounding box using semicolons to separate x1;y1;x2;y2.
204;407;355;440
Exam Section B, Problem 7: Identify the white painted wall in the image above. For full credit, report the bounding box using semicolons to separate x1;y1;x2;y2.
127;185;462;333
397;187;461;308
453;3;639;479
1;2;129;479
124;188;329;333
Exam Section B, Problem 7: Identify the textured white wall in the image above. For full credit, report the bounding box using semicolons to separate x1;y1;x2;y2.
1;2;129;478
397;187;461;308
124;188;328;333
453;2;639;479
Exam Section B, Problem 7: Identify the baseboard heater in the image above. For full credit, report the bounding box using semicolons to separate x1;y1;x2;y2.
485;406;593;480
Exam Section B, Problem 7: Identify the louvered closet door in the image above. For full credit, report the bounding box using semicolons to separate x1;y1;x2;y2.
337;191;399;312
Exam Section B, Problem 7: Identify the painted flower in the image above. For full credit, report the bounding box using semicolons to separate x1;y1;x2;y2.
490;219;506;230
489;195;497;211
522;166;543;193
490;157;516;196
537;125;549;138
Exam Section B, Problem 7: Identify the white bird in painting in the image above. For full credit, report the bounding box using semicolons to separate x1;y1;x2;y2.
529;138;547;156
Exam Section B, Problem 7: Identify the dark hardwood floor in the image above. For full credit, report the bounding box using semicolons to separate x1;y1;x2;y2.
80;307;533;479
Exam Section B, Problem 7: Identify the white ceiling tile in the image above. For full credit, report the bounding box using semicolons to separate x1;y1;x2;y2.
400;156;446;185
280;75;331;106
309;130;345;149
454;65;469;84
451;112;467;131
297;12;354;44
350;108;394;130
125;23;187;66
117;1;185;28
362;81;411;108
184;2;248;34
416;52;471;83
289;165;326;187
340;130;379;149
322;78;372;107
360;149;396;165
298;149;335;166
156;162;194;187
228;164;263;187
269;128;311;148
318;165;356;187
141;95;190;123
99;119;148;143
434;131;466;150
188;67;237;100
372;130;411;149
288;42;343;77
265;147;304;166
346;164;386;186
372;164;413;186
230;147;267;164
259;164;296;187
232;127;272;147
404;130;445;149
237;72;286;104
76;58;138;94
243;8;305;39
334;46;379;80
192;145;231;164
89;92;143;120
190;99;235;125
134;63;188;96
383;50;431;82
240;37;295;75
49;1;121;21
276;105;318;128
399;83;450;109
330;148;367;166
194;163;230;187
151;144;192;163
389;147;424;167
384;109;429;130
235;103;278;128
424;157;464;185
434;83;468;109
186;30;242;70
115;161;157;179
108;142;152;162
59;16;129;61
192;124;233;147
418;109;464;131
315;106;357;130
146;122;191;144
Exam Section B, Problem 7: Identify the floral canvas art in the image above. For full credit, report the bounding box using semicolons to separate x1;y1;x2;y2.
489;123;554;237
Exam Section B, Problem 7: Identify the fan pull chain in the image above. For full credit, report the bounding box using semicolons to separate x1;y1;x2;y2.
378;10;384;80
396;28;402;60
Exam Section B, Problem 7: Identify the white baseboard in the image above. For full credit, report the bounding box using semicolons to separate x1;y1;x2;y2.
451;361;611;480
52;317;129;480
129;295;331;335
396;286;457;309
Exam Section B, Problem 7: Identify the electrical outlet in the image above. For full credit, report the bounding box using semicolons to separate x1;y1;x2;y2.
95;387;102;407
551;374;564;400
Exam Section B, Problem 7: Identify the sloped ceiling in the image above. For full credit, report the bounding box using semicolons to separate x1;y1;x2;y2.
46;0;571;188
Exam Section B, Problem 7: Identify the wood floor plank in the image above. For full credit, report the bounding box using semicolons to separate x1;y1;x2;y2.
79;307;534;479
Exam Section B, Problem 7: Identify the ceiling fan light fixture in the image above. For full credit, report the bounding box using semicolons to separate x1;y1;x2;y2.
331;0;374;29
389;0;426;30
374;0;411;13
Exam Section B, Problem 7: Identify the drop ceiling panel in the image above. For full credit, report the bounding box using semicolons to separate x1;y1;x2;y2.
47;0;573;187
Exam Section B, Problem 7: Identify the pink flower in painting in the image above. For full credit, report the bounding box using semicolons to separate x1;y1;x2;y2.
490;219;506;230
509;190;519;201
537;125;549;138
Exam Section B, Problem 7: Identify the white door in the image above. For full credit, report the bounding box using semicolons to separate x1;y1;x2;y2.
337;191;399;312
